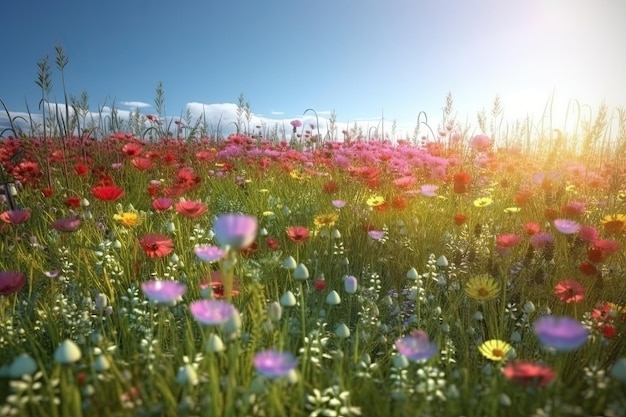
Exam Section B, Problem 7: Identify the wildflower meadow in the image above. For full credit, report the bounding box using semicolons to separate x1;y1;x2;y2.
1;48;626;417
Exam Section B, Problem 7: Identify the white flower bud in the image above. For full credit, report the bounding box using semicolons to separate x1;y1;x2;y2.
9;354;38;378
293;263;309;280
280;291;297;307
93;355;110;372
205;334;225;353
54;339;82;365
282;256;297;270
406;268;419;280
176;364;199;386
335;323;351;338
325;290;341;305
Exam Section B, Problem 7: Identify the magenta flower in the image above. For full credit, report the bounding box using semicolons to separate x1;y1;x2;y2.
194;245;227;263
51;217;81;233
189;299;237;326
368;230;385;241
0;271;26;295
553;219;581;234
141;280;187;304
395;330;438;362
0;209;31;224
530;232;554;249
253;349;298;379
332;200;346;209
534;316;589;351
578;225;599;243
212;213;258;250
290;120;302;128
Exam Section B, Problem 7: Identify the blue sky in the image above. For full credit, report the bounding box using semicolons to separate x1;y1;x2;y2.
1;0;624;137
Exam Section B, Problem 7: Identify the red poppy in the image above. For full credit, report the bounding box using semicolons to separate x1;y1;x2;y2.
593;239;620;257
42;188;54;198
514;190;532;206
454;213;468;226
453;172;471;194
314;278;327;292
92;185;125;202
121;142;143;157
496;234;521;248
544;208;559;221
554;279;585;303
579;261;598;276
523;222;541;235
266;237;280;250
175;168;201;189
74;163;89;176
65;196;81;208
139;233;174;258
502;361;555;387
286;226;309;244
175;200;208;218
600;324;617;338
587;247;604;263
0;209;31;224
0;271;26;295
131;157;154;171
391;197;408;210
322;180;340;194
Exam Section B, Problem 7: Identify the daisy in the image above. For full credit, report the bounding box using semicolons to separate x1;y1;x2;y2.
478;339;512;361
473;197;493;207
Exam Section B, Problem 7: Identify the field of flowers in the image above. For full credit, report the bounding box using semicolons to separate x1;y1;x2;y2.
1;53;626;416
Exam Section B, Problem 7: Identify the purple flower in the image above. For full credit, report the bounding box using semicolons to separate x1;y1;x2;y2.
212;214;258;250
189;299;237;326
194;245;227;263
290;120;302;128
368;230;385;241
253;349;298;379
420;184;439;197
529;232;554;249
395;330;438;362
534;316;589;351
51;217;81;233
141;280;187;304
553;219;581;234
332;200;346;208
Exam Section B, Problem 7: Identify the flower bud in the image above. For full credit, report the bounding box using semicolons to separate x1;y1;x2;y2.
280;291;297;307
343;275;358;294
54;339;82;365
335;323;351;338
325;290;341;305
293;263;309;280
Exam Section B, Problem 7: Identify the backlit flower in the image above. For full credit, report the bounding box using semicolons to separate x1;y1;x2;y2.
189;299;237;326
395;330;438;362
454;213;467;225
534;315;588;351
600;214;626;234
92;185;125;201
194;245;227;263
286;226;309;244
473;197;493;207
253;349;298;379
420;184;438;197
529;232;554;249
502;361;555;387
554;280;585;303
141;280;187;304
470;134;492;151
496;234;521;248
553;219;581;234
175;200;208;218
478;339;512;361
140;233;174;258
465;275;500;301
366;195;385;207
213;213;258;250
0;271;26;295
313;212;339;229
0;209;31;224
152;197;172;211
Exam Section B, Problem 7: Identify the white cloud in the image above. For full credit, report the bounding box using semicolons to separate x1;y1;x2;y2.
120;101;151;108
271;111;285;116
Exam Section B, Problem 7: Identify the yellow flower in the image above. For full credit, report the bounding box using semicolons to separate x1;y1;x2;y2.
600;214;626;234
262;211;276;218
289;170;309;180
465;275;500;301
113;212;140;227
504;207;521;213
313;213;339;229
478;339;512;361
366;195;385;207
473;197;493;207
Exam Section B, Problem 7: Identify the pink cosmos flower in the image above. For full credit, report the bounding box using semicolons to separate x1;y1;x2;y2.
189;299;237;326
470;134;492;151
420;184;439;197
253;349;298;379
212;213;258;250
553;219;581;234
194;245;227;263
141;280;187;304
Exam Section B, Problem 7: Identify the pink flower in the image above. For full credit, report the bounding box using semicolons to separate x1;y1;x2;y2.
253;349;298;379
420;184;439;197
189;299;237;326
0;209;31;224
470;134;492;151
554;280;585;303
578;225;599;243
152;197;173;212
175;200;208;218
194;245;227;263
553;219;581;234
496;234;521;248
51;217;81;233
530;232;554;249
212;214;258;250
141;280;187;304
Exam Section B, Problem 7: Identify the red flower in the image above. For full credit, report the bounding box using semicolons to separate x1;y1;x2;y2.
322;180;340;194
286;226;309;244
201;271;240;299
502;361;555;387
121;142;143;157
140;233;174;258
523;222;541;235
593;239;620;257
92;185;125;202
0;271;26;295
391;197;408;210
175;200;208;218
453;213;467;226
496;234;521;248
579;261;598;276
554;279;585;303
42;188;54;198
131;157;154;171
313;278;327;292
266;237;280;251
74;163;89;176
453;172;471;194
65;196;81;208
600;324;617;339
0;209;31;224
